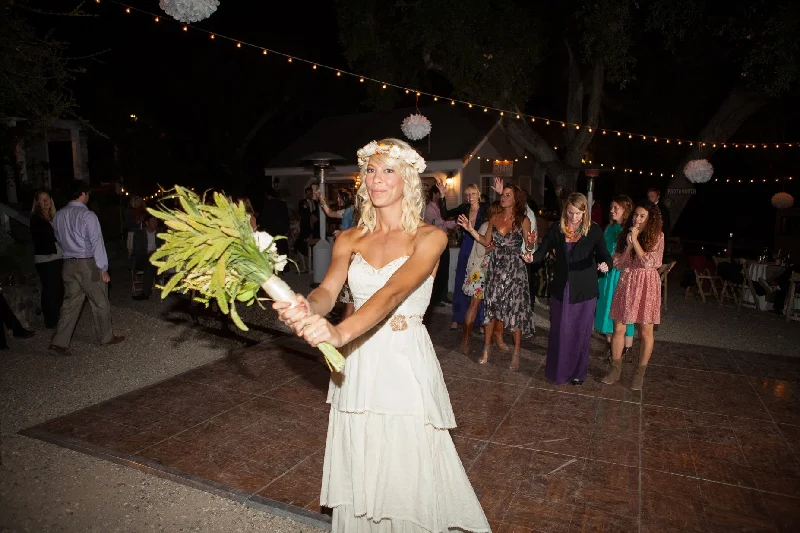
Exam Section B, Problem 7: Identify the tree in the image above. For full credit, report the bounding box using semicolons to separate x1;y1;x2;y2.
335;0;636;191
0;0;91;202
335;0;800;230
649;0;800;230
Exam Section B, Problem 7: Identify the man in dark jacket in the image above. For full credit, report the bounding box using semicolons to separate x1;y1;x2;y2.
647;188;671;235
132;214;161;300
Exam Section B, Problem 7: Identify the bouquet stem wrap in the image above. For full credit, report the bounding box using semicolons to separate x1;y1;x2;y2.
148;185;345;373
260;275;345;372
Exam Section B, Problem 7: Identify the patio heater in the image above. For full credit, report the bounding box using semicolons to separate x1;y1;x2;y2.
585;168;600;213
300;152;346;285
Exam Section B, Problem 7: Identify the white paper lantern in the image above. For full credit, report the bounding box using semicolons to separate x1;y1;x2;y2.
771;192;795;209
400;113;432;141
159;0;219;23
683;159;714;183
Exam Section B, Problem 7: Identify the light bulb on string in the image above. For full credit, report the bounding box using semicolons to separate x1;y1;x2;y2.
313;64;317;69
183;26;188;31
288;57;292;63
262;49;267;55
210;34;215;39
154;16;159;22
336;71;341;76
125;7;130;13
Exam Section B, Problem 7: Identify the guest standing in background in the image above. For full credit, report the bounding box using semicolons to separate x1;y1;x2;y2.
424;178;457;308
296;186;319;270
459;202;500;355
123;195;147;257
30;190;64;329
131;214;161;301
450;184;487;330
524;193;612;385
602;203;664;391
459;184;534;371
49;182;125;356
258;187;291;256
647;188;670;236
316;188;358;320
594;196;635;361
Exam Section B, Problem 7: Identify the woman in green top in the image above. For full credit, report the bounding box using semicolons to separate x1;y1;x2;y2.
595;195;635;360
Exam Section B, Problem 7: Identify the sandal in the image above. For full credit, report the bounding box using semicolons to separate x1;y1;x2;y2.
479;346;490;365
509;350;520;371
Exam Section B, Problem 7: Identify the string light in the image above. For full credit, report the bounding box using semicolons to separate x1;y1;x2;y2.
104;1;800;148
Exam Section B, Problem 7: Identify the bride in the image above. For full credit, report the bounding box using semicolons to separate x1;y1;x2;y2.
273;138;490;532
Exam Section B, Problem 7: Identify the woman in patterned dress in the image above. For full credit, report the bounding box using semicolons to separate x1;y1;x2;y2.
458;184;535;371
460;201;502;355
602;203;664;391
451;184;488;330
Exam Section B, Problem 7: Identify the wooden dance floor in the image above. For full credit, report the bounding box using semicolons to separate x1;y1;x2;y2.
21;313;800;532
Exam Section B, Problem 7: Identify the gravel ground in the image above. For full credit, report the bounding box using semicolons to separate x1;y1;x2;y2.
1;268;325;533
1;261;796;532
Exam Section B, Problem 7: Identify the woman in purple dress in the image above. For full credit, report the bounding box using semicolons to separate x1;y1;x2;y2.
524;193;612;385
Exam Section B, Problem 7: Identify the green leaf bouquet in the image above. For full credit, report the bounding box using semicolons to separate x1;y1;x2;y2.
147;186;345;372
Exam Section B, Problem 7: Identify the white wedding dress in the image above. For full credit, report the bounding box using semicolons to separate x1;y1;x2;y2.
321;253;491;532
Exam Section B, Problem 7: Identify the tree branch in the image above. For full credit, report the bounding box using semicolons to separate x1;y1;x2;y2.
666;85;767;230
565;62;604;166
564;40;582;145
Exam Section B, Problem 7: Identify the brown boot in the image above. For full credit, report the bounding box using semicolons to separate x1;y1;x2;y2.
631;365;648;391
602;359;623;385
461;322;473;355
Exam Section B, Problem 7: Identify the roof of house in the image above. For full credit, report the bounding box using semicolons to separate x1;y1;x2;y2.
265;106;499;168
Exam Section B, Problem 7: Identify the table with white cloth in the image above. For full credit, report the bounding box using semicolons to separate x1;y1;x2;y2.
741;261;787;310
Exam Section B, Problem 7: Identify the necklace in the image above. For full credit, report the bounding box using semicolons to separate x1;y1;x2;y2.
565;226;580;241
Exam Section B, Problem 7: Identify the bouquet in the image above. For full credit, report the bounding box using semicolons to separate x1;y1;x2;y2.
147;186;345;372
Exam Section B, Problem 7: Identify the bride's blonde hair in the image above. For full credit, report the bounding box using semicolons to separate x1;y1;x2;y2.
356;138;425;233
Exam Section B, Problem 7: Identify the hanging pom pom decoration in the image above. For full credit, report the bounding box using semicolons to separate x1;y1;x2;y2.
683;159;714;183
159;0;219;23
401;113;432;141
771;192;794;209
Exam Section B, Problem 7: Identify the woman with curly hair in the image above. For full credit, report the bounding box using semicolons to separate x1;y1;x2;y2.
602;203;664;390
594;195;635;360
458;184;534;371
273;138;489;532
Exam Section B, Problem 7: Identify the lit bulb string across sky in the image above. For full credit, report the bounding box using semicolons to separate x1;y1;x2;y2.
470;153;795;184
102;0;800;149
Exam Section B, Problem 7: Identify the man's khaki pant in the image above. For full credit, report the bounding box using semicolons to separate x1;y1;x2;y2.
51;258;114;347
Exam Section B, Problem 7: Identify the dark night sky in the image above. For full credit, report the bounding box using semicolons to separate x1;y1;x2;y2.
26;0;800;248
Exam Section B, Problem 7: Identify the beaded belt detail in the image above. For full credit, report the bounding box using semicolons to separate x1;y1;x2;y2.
388;314;423;331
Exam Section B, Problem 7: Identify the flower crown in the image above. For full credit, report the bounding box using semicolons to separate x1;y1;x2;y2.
356;141;426;174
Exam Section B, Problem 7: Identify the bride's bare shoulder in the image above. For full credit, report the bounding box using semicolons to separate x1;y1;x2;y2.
413;223;447;251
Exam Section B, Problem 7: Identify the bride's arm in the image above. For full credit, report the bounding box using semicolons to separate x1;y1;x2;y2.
291;226;446;348
304;230;354;317
335;227;446;344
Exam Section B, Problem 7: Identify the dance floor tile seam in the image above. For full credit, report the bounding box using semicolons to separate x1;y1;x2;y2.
19;330;800;532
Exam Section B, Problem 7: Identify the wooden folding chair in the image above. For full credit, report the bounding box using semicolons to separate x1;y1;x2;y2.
719;263;758;310
131;269;145;296
786;272;800;322
687;267;721;303
659;261;676;311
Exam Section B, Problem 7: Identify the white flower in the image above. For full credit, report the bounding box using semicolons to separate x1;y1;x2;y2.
389;145;402;158
253;231;274;252
274;254;288;273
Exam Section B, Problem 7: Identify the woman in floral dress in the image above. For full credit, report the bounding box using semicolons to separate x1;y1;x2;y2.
460;202;501;354
458;185;535;370
602;203;664;391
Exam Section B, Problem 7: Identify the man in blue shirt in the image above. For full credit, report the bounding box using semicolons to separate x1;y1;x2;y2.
49;182;124;355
